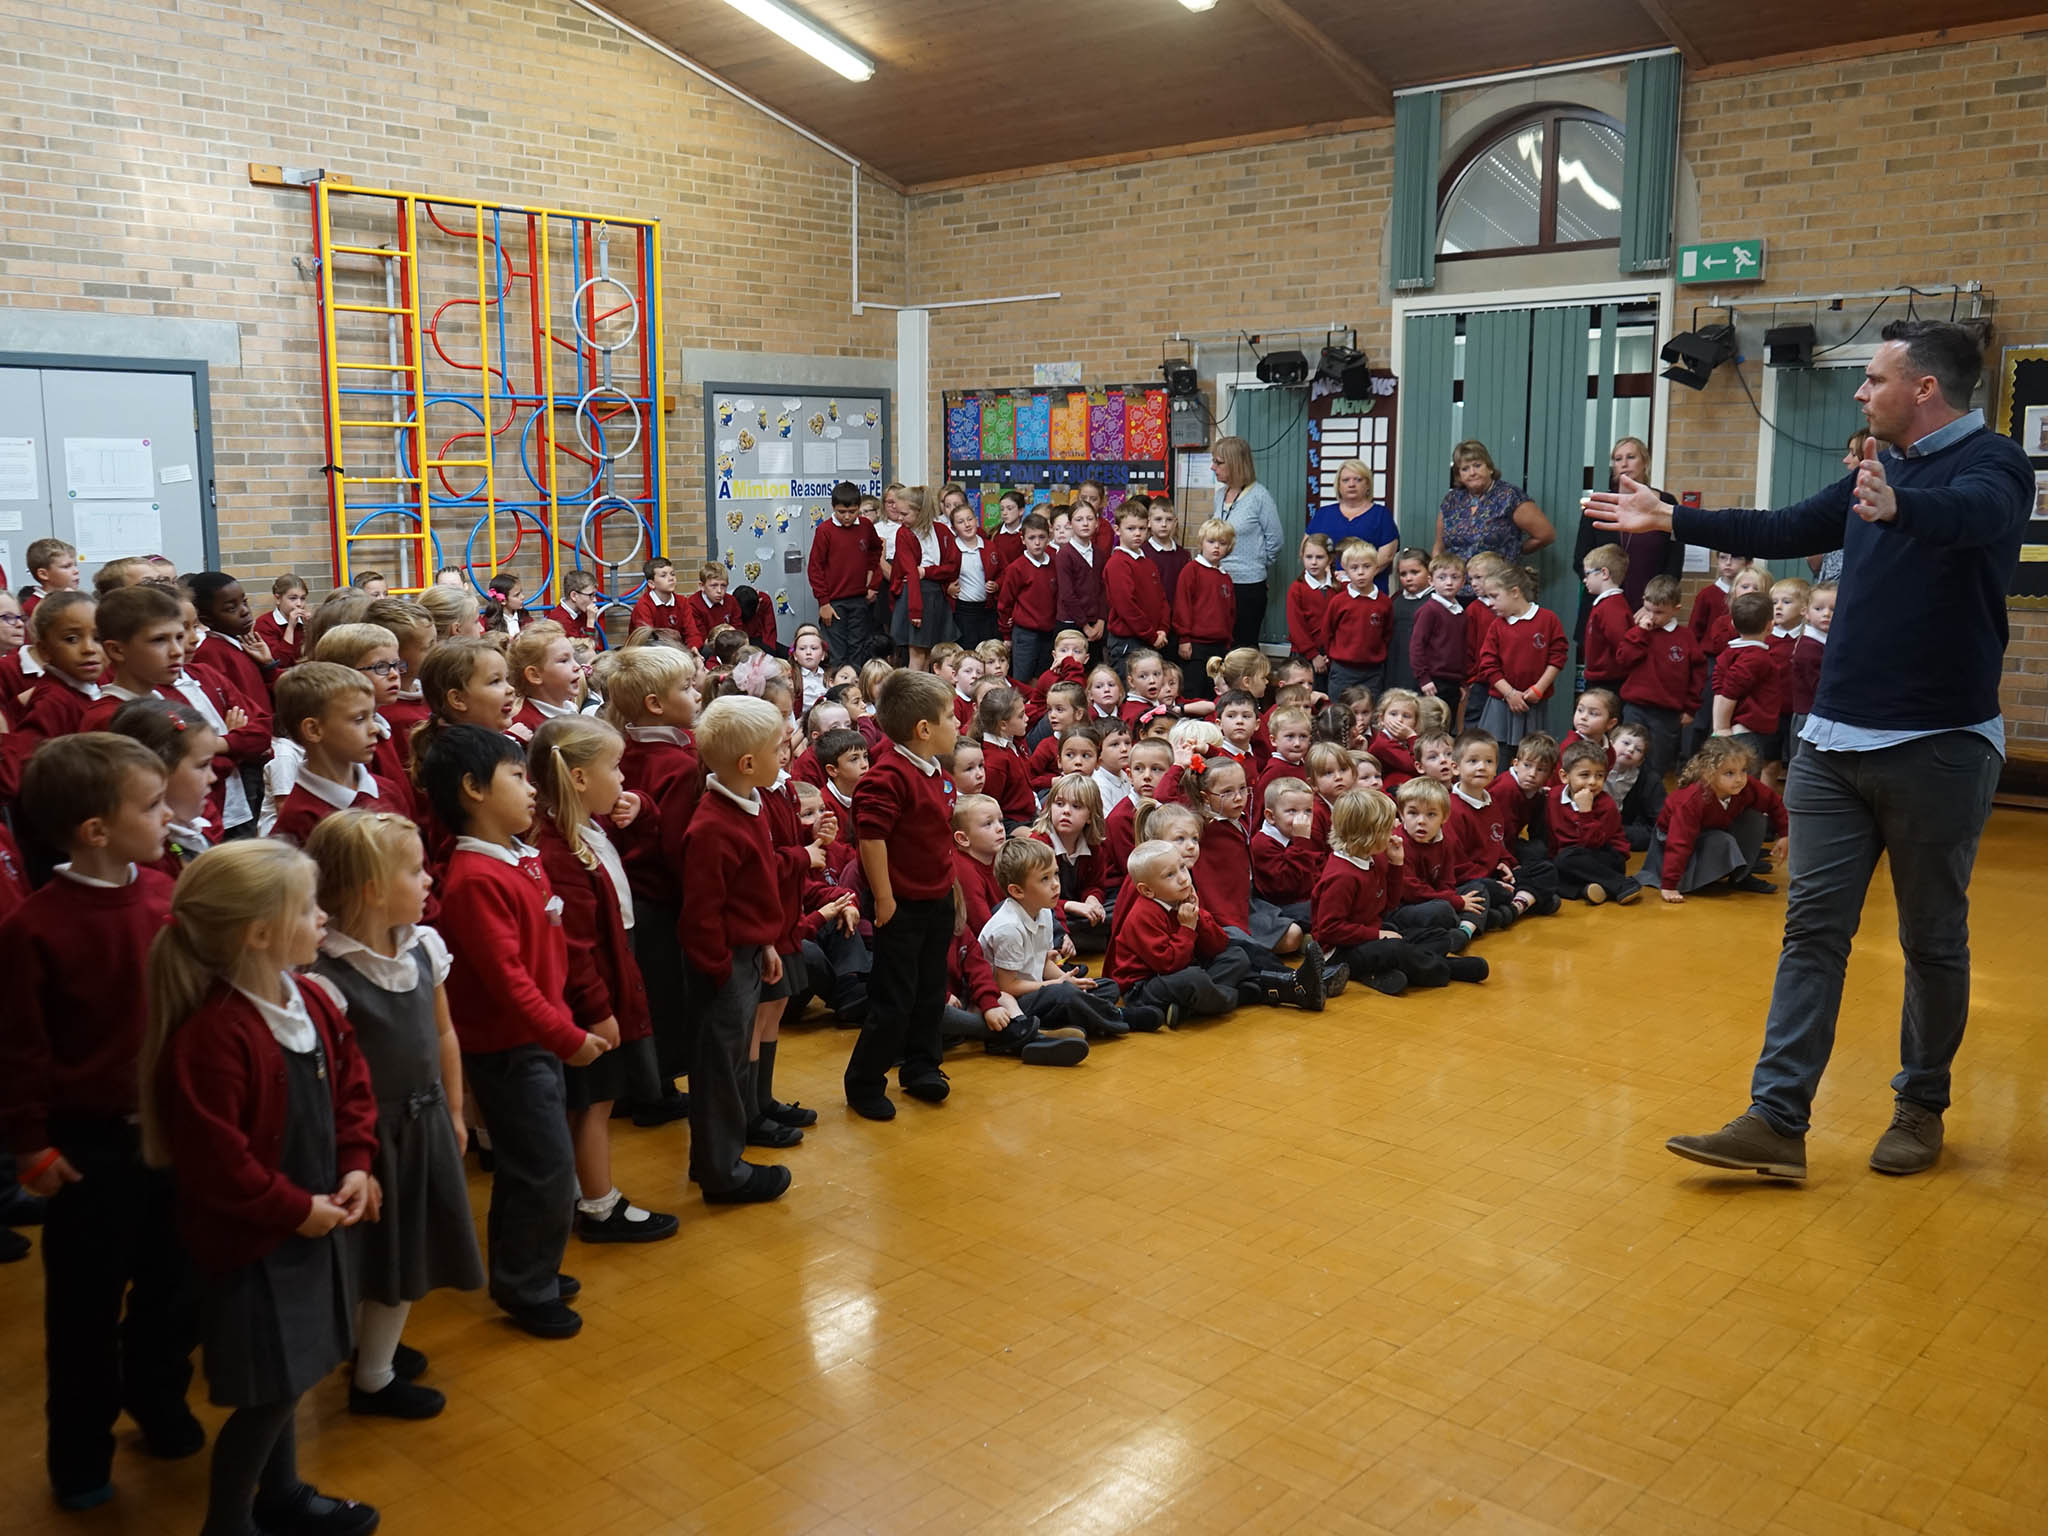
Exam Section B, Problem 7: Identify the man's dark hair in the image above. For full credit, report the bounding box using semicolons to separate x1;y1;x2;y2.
1881;320;1980;411
417;722;525;834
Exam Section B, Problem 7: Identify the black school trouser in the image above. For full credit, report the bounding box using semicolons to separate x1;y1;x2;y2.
1124;948;1254;1018
1555;845;1631;900
686;947;765;1195
845;897;953;1099
463;1047;577;1312
1011;626;1054;686
819;594;873;672
955;600;998;648
41;1115;198;1498
1331;938;1450;988
1020;980;1123;1033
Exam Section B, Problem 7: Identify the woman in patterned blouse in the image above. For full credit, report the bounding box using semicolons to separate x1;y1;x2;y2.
1432;439;1556;570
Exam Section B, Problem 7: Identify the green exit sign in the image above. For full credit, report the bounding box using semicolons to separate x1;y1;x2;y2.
1677;239;1765;285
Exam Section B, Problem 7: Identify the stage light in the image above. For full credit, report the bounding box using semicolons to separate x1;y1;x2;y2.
1255;348;1310;387
1660;324;1737;390
715;0;874;82
1764;324;1816;368
1162;359;1199;397
1316;344;1372;399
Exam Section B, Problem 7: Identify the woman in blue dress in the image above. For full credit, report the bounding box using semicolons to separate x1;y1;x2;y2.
1305;459;1399;590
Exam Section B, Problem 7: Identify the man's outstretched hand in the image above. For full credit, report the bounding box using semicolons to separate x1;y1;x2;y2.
1583;475;1674;536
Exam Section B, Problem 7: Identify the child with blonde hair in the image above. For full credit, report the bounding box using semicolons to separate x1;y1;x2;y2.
143;840;383;1534
527;717;677;1240
1030;773;1110;952
1312;788;1487;995
1172;518;1236;697
305;811;485;1420
507;620;582;737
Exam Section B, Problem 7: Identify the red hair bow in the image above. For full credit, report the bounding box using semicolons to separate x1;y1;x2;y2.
1188;752;1207;774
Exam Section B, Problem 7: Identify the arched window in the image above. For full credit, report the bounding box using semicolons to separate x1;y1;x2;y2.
1437;107;1625;259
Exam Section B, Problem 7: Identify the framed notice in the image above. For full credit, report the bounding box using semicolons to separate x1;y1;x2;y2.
1995;344;2048;606
701;383;890;634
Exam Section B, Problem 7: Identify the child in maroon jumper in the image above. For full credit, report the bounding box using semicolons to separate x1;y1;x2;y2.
973;685;1036;828
951;793;1008;935
1389;777;1486;949
1320;537;1392;698
1647;737;1789;901
144;839;383;1536
1106;839;1254;1020
423;725;608;1338
1410;553;1468;712
1491;732;1561;866
1184;754;1332;1007
1029;774;1109;952
679;561;743;650
1286;533;1338;678
1615;573;1705;785
1445;729;1557;927
1579;542;1632;689
810;481;883;671
0;735;194;1510
844;671;963;1120
312;620;416;803
1475;563;1567;746
507;621;583;740
1029;680;1086;790
1560;687;1620;768
1104;501;1170;672
1788;581;1833;751
527;717;679;1246
996;512;1057;684
1550;739;1643;905
1711;591;1782;766
1053;502;1110;654
268;664;409;847
812;728;869;849
1688;550;1752;644
252;573;307;669
111;696;223;877
186;574;280;723
750;731;828;1146
1024;628;1090;727
15;591;104;746
1312;788;1486;996
597;645;702;1123
1365;687;1423;787
629;556;683;637
1172;519;1237;701
545;568;599;640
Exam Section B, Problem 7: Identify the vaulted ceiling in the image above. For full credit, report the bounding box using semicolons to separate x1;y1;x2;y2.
592;0;2048;186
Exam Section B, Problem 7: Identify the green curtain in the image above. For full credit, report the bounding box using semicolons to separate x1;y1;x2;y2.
1526;306;1592;620
1764;364;1865;577
1238;385;1310;648
1620;53;1682;275
1396;312;1457;549
1461;308;1534;487
1392;93;1442;292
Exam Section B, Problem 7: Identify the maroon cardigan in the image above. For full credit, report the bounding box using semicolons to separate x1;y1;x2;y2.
157;978;379;1275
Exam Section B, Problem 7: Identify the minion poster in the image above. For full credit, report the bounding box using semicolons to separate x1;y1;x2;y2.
701;382;891;631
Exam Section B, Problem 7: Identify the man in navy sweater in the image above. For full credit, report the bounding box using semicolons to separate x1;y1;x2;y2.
1590;321;2031;1181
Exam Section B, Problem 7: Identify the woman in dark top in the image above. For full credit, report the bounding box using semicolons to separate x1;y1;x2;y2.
1572;436;1684;649
1304;460;1399;589
1433;439;1555;570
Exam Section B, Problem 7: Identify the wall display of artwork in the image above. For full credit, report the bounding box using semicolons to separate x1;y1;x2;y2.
1995;345;2048;605
943;385;1174;525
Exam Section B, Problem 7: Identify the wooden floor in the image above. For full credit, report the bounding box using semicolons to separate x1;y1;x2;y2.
6;811;2048;1535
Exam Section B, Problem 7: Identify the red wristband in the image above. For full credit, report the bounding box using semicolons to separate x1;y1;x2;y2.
23;1147;62;1182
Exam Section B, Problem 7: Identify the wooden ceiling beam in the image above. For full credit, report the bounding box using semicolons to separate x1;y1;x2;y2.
1243;0;1395;118
1633;0;1710;68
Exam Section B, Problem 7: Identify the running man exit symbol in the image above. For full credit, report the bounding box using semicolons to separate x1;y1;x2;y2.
1677;239;1766;285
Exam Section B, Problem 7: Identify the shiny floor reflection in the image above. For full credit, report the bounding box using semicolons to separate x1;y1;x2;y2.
4;811;2046;1533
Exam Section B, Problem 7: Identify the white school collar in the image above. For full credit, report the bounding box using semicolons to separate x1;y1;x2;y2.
1070;542;1095;567
625;724;690;747
1301;572;1331;591
1429;591;1463;615
233;972;317;1054
1024;551;1050;567
1591;588;1622;605
706;773;762;815
1260;824;1290;847
1045;826;1091;859
1655;617;1680;632
1192;555;1218;570
1147;538;1178;553
296;762;379;811
454;835;538;866
55;861;136;888
320;925;451;993
1727;637;1769;651
1802;624;1828;644
1501;606;1543;626
1452;784;1490;810
1334;849;1375;873
531;696;580;720
1344;581;1375;599
1772;624;1800;639
1113;544;1146;562
893;743;939;777
826;779;854;808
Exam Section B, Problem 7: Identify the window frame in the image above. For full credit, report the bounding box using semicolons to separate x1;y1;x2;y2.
1435;104;1626;262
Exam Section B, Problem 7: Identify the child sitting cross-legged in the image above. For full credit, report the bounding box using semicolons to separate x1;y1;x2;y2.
1312;788;1489;995
979;837;1161;1038
1446;729;1559;929
1250;776;1320;925
938;922;1091;1067
1646;736;1788;903
1030;773;1112;954
1390;777;1485;950
1549;739;1644;906
1366;687;1424;787
1103;839;1254;1024
1605;720;1662;849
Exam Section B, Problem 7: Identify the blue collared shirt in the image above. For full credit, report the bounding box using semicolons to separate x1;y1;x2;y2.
1798;409;2005;758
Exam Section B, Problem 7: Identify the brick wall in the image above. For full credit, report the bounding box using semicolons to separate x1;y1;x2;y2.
908;31;2048;744
0;0;905;584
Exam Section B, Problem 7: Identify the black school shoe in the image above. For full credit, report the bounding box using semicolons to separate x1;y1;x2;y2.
253;1482;381;1535
0;1228;29;1263
762;1098;818;1128
1019;1034;1089;1066
1119;1004;1166;1033
577;1197;680;1243
135;1404;207;1459
746;1118;804;1149
1366;971;1409;996
902;1069;951;1103
1733;874;1778;894
703;1162;792;1205
0;1185;47;1224
504;1300;582;1340
629;1088;691;1127
847;1092;896;1121
348;1377;446;1420
1447;956;1490;984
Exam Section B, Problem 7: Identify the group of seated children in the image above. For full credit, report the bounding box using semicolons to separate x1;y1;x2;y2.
0;501;1791;1530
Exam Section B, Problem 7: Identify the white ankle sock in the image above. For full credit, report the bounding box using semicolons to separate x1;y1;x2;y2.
354;1299;412;1393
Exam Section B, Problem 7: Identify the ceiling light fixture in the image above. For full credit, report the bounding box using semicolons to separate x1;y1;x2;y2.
1178;0;1220;11
715;0;875;82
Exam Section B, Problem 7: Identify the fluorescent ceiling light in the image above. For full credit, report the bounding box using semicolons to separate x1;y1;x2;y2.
1179;0;1219;10
717;0;874;81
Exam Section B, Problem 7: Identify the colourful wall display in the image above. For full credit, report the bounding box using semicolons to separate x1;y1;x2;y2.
943;385;1175;523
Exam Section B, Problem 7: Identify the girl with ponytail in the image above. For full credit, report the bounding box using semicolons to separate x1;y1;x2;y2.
142;839;382;1536
527;716;677;1245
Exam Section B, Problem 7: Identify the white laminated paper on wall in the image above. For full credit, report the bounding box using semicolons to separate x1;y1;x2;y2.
0;510;21;532
756;441;793;476
835;438;871;472
65;437;155;500
1682;542;1710;574
160;463;193;485
72;500;163;562
0;437;37;501
801;441;836;477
